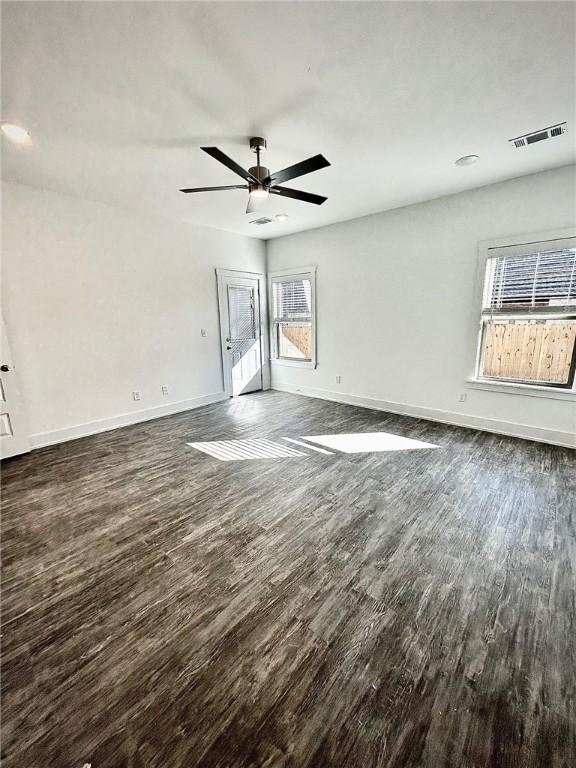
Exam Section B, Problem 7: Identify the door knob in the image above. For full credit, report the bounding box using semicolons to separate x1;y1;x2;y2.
226;346;232;350
0;364;9;372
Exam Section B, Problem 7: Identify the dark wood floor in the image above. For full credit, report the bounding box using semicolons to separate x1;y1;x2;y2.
2;391;575;768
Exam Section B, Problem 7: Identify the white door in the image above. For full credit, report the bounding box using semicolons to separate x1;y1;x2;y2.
218;274;263;396
1;320;30;459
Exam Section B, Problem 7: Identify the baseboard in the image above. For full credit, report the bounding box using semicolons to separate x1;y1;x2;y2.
271;383;576;449
30;392;229;449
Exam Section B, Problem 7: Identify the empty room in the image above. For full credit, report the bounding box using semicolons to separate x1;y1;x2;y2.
1;1;575;767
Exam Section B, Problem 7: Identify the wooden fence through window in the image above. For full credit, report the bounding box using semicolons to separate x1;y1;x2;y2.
481;322;576;384
282;324;312;360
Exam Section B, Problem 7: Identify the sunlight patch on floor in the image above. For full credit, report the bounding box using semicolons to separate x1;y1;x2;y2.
187;439;306;461
301;432;438;453
187;431;438;461
282;437;335;454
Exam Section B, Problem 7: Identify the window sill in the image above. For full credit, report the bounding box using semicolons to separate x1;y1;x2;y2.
466;378;576;400
271;358;316;370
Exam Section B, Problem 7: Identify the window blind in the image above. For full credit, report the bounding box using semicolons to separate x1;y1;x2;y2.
272;278;313;322
483;248;576;314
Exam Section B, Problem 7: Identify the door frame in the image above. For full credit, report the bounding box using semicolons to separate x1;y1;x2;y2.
1;317;31;459
216;269;270;397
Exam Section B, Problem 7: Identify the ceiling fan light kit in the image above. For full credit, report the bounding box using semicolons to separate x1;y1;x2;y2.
180;136;330;214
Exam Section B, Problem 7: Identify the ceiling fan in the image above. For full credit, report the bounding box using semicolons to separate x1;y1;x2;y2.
180;137;330;214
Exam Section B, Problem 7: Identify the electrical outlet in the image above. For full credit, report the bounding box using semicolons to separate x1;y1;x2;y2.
458;393;467;402
336;375;342;384
161;385;169;396
132;391;141;402
200;328;207;337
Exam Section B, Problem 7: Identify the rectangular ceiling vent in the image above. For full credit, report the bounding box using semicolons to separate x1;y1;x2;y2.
250;217;273;225
509;122;567;148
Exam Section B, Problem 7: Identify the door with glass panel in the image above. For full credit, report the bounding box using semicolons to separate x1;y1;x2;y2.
0;317;30;459
218;275;263;396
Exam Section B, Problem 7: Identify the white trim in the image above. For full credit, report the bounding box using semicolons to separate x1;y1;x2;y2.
471;228;576;393
29;392;228;449
271;383;576;449
271;358;316;369
479;227;576;255
466;378;576;400
268;265;317;278
215;268;266;277
268;266;317;370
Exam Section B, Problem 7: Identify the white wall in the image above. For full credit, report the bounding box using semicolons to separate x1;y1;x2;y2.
2;182;265;446
4;168;575;450
267;166;576;447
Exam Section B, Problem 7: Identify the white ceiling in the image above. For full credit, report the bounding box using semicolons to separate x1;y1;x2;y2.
2;1;575;240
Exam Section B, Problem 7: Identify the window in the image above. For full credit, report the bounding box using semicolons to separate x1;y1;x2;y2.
476;238;576;389
269;267;316;367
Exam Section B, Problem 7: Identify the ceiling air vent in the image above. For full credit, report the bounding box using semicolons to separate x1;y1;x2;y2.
250;216;273;225
509;122;567;148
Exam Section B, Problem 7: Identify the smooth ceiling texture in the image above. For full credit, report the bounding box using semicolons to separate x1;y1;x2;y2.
2;1;575;239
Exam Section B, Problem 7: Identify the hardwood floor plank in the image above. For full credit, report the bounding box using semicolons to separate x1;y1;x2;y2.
1;391;574;767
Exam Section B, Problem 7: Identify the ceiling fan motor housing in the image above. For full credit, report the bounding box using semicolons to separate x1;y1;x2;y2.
249;137;269;193
249;136;267;154
248;165;270;183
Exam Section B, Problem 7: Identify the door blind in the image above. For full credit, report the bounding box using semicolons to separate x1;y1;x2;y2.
272;278;312;322
228;285;255;340
483;247;576;314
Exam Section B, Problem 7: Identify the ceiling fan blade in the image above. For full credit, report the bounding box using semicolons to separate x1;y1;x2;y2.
264;154;330;186
201;147;259;184
270;186;327;205
180;185;248;193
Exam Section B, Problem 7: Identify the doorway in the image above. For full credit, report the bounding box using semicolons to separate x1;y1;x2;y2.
1;318;30;459
216;270;269;397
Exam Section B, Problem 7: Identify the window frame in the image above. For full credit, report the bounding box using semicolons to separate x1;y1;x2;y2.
470;229;576;398
268;266;317;369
